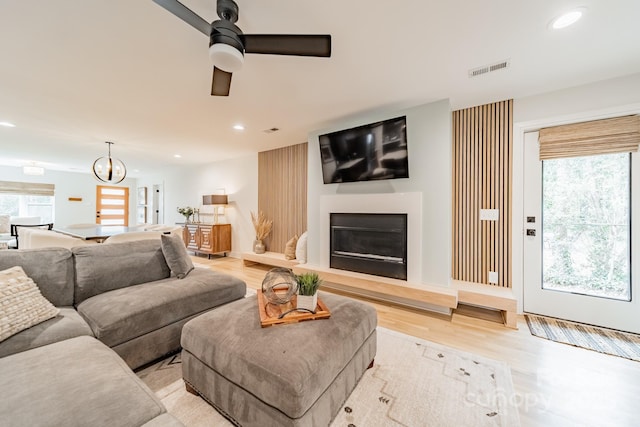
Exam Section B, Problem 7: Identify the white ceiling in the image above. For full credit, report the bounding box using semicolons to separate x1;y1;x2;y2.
1;0;639;177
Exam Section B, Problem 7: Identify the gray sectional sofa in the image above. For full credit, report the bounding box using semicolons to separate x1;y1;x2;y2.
0;239;247;426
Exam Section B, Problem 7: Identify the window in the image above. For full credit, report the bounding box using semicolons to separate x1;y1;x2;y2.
0;181;55;223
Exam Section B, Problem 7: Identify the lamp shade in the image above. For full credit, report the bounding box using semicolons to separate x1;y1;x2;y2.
203;194;228;205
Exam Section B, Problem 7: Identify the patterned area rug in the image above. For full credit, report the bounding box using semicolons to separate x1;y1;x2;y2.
525;314;640;362
138;327;520;427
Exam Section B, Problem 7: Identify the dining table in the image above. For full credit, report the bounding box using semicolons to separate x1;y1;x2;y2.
53;225;137;241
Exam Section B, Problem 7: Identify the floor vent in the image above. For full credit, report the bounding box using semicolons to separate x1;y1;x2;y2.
468;59;510;78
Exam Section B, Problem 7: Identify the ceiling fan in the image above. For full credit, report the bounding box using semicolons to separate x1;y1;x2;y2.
152;0;332;96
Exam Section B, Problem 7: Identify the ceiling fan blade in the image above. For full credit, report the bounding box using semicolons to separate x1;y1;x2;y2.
242;34;331;57
211;67;232;96
152;0;211;36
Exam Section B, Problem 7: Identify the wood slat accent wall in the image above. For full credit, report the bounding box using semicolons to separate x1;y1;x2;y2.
452;99;513;287
258;143;308;253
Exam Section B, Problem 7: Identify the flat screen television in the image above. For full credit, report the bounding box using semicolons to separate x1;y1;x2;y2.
319;116;408;184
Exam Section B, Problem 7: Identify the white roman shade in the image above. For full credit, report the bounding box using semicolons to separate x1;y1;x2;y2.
539;115;640;160
0;181;55;196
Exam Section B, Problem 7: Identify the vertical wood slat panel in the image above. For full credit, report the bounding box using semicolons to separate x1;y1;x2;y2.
452;100;513;288
258;143;308;253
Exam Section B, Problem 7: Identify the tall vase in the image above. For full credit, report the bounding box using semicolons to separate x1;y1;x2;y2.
254;239;266;254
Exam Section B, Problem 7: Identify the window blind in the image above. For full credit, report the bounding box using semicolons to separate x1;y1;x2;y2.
539;115;640;160
0;181;55;196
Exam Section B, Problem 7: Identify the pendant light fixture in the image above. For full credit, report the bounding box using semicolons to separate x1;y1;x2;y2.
92;141;127;184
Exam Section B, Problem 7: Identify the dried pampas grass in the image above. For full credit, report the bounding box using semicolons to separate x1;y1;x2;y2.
251;211;273;240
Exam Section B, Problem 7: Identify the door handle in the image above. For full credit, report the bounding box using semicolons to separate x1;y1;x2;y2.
526;229;536;236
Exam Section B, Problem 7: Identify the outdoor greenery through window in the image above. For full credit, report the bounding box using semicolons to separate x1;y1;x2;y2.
542;152;630;301
0;194;55;223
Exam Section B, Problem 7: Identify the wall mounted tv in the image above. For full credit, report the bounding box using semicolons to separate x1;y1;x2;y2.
319;116;409;184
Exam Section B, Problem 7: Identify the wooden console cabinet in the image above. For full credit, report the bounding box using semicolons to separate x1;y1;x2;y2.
183;223;231;258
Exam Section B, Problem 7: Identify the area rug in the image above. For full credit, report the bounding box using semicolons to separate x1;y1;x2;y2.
525;314;640;362
138;327;520;427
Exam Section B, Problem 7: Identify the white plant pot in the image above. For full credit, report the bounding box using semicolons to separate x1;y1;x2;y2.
297;293;318;312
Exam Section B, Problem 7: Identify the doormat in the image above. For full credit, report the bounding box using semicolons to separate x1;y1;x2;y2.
525;314;640;362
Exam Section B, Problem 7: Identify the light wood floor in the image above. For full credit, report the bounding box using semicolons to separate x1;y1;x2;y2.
194;256;640;427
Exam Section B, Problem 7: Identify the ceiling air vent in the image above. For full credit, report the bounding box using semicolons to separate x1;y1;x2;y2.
468;59;510;78
263;127;280;134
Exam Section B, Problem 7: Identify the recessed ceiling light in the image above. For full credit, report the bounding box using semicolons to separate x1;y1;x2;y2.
0;121;16;128
174;154;182;158
551;8;585;30
233;124;245;131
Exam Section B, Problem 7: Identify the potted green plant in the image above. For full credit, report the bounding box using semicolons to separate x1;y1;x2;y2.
296;272;322;312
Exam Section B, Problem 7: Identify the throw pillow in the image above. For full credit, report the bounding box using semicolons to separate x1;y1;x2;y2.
161;233;195;279
0;266;60;342
0;215;9;234
296;231;308;264
284;235;298;260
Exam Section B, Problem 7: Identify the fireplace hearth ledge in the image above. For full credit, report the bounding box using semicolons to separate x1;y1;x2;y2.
293;264;457;315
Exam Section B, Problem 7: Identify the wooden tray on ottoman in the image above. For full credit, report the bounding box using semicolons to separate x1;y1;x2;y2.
257;290;331;327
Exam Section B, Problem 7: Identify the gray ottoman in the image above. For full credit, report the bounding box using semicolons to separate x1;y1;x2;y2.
181;292;377;427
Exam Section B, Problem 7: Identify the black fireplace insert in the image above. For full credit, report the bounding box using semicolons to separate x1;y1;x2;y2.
330;213;407;280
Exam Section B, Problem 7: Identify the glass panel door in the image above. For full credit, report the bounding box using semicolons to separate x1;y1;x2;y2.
523;131;640;334
96;185;129;226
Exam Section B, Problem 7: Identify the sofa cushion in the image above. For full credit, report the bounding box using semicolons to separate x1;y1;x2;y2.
77;268;246;348
0;307;93;358
295;231;308;263
0;266;60;342
0;248;74;306
161;233;194;279
0;336;171;427
73;239;171;304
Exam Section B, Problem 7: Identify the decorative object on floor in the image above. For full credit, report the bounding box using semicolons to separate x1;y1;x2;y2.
177;206;194;223
261;267;297;305
284;235;298;260
251;210;272;254
296;272;322;312
92;141;126;184
525;314;640;362
203;194;228;224
139;327;520;427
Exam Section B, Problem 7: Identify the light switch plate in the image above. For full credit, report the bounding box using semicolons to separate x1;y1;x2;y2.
480;209;499;221
488;271;499;283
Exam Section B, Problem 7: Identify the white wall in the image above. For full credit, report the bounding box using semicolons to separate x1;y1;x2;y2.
307;99;452;287
0;165;138;226
512;72;640;312
136;154;258;257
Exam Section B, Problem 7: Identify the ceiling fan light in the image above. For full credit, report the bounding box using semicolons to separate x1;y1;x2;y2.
209;43;244;73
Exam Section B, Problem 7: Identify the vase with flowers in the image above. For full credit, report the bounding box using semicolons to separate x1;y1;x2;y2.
250;211;272;254
177;206;195;223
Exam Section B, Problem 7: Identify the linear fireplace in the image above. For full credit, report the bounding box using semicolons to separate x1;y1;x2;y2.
330;213;407;280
